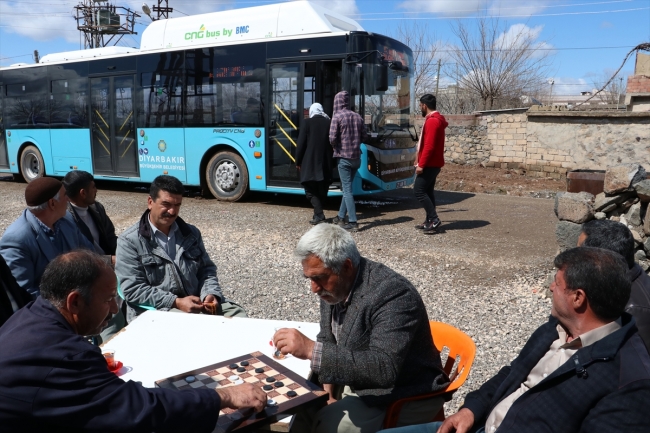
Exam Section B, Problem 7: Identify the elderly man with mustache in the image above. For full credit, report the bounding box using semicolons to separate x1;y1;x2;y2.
116;175;246;321
272;224;449;433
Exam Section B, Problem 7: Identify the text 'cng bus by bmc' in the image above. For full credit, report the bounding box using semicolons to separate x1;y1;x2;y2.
0;2;418;201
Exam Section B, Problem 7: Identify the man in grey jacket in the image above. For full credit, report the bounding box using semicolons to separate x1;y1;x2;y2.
116;175;245;321
273;224;448;433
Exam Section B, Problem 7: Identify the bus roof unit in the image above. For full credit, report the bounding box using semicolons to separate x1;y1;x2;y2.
39;46;139;64
139;1;364;51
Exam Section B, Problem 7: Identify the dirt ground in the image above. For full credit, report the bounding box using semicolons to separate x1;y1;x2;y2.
436;163;566;198
0;164;564;289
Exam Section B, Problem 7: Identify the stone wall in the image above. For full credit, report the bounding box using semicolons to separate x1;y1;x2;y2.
444;115;491;165
414;110;650;179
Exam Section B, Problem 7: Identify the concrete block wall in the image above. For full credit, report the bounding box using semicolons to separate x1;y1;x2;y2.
523;133;572;179
484;113;528;170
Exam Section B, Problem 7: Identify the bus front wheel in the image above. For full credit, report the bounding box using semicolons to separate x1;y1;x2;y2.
20;145;45;183
205;151;249;201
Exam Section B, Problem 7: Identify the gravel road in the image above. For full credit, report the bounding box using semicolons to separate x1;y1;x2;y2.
0;176;558;414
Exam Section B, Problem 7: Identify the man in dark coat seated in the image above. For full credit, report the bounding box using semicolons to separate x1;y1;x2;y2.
273;223;449;433
577;219;650;351
0;250;266;433
381;247;650;433
0;254;31;327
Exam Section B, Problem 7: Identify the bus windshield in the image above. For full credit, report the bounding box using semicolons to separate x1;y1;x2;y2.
348;34;414;134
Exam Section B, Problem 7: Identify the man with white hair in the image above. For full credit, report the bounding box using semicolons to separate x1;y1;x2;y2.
273;224;449;433
0;177;93;298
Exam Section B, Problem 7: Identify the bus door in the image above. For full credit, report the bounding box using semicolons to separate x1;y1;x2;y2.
90;75;138;176
266;61;342;188
0;85;8;169
267;63;302;187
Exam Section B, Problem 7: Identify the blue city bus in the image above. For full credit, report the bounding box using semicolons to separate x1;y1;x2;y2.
0;3;417;200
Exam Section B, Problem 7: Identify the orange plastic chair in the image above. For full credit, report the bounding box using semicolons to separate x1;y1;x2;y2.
382;321;476;429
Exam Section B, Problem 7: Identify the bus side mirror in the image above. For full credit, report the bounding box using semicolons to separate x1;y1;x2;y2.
375;64;388;92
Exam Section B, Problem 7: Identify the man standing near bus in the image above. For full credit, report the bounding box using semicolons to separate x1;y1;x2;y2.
116;175;246;321
414;94;447;234
329;91;367;233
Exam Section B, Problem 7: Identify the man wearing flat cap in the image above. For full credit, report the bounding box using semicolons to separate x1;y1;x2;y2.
0;177;93;299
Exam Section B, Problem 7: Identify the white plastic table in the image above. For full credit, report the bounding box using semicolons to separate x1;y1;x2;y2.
102;310;320;388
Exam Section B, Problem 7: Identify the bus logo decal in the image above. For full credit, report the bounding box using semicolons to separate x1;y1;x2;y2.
158;140;167;152
248;140;255;148
184;24;244;41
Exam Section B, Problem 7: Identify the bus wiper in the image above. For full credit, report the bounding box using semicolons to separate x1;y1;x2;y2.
376;128;397;139
407;125;418;142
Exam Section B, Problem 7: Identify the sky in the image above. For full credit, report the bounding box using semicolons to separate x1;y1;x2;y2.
0;0;649;95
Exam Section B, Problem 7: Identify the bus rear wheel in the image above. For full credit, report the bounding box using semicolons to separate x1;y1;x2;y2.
20;145;45;183
205;151;249;201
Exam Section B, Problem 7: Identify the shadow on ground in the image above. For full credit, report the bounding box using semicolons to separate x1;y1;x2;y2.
435;219;491;233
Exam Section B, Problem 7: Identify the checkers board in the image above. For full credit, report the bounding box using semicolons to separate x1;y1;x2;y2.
155;351;328;433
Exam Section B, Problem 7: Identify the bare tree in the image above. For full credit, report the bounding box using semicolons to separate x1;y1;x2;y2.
591;69;627;104
391;22;441;99
449;17;552;110
436;85;481;114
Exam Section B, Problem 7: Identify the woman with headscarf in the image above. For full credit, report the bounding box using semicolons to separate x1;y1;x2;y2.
296;103;333;225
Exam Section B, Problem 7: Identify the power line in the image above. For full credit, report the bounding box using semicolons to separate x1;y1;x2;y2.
413;45;638;53
0;24;77;32
353;0;637;17
358;6;650;20
0;53;33;60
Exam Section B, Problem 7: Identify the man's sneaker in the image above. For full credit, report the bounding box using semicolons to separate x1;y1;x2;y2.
341;222;359;232
332;216;347;226
310;215;326;225
414;221;427;230
422;218;441;234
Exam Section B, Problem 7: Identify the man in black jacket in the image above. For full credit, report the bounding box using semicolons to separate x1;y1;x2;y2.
63;170;124;342
63;170;117;262
381;247;650;433
0;250;266;433
578;219;650;351
0;255;31;327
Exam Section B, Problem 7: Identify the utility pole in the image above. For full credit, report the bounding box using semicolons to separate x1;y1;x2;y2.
454;63;459;114
548;78;555;106
435;59;441;97
33;50;40;64
617;76;623;110
142;1;173;21
75;0;140;49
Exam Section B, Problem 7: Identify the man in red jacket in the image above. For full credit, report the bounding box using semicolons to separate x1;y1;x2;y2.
414;94;448;233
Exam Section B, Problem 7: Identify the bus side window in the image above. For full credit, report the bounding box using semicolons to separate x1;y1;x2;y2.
185;47;264;127
137;52;184;128
51;78;89;128
5;85;49;129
